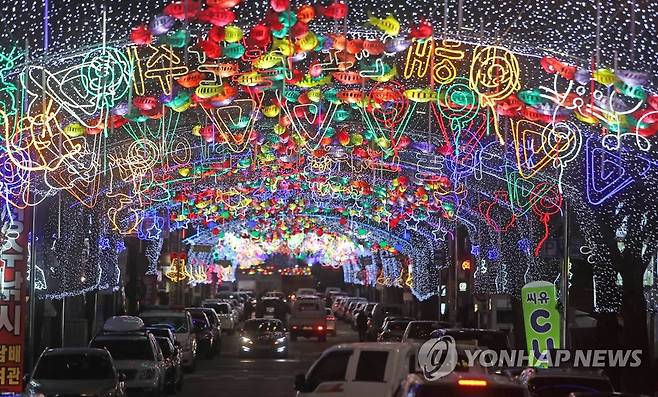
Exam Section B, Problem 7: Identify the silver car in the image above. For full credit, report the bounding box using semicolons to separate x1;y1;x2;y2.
90;332;167;396
25;348;126;397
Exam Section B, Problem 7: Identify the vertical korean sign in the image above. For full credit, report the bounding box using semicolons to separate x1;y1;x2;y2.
0;206;29;393
522;281;561;367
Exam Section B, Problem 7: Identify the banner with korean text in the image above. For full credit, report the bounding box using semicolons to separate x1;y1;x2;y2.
0;206;29;393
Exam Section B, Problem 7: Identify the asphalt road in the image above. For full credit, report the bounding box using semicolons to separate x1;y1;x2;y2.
179;321;358;397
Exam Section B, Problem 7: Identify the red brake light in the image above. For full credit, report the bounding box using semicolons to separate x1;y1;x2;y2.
458;379;487;387
292;325;298;330
317;325;324;331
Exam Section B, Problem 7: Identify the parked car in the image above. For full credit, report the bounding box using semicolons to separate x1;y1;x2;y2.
430;328;510;351
186;307;222;355
369;315;414;341
519;368;614;397
294;342;417;397
25;348;126;397
289;296;327;341
344;299;367;323
352;302;376;330
332;296;348;314
90;316;167;396
337;297;366;320
203;300;237;334
347;301;367;326
140;308;197;371
370;303;405;331
217;291;244;317
239;318;289;358
377;319;412;342
187;310;215;359
402;320;452;343
218;298;242;323
154;336;184;392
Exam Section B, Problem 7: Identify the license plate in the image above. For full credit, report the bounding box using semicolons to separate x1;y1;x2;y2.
266;307;274;313
303;326;313;330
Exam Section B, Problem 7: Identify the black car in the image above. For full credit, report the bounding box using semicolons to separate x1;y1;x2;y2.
187;311;215;358
155;336;183;393
186;307;222;356
239;319;288;358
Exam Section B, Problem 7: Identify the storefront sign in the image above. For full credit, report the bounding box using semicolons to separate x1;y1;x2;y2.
521;281;561;366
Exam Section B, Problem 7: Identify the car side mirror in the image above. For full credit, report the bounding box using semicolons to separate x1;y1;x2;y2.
294;373;308;392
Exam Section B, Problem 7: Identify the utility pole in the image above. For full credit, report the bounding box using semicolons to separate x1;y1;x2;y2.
561;200;570;348
449;229;458;325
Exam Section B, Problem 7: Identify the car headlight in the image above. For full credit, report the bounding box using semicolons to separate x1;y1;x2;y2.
275;337;287;344
241;336;253;345
139;368;157;380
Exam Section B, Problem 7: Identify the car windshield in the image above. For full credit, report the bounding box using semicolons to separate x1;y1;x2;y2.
408;322;444;340
528;377;613;397
413;384;527;397
142;316;188;333
190;313;209;326
244;320;280;333
90;338;155;361
34;353;115;380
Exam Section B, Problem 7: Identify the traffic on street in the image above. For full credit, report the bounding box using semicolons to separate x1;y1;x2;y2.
24;288;647;396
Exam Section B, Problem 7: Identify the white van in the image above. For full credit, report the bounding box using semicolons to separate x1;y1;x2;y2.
294;342;417;397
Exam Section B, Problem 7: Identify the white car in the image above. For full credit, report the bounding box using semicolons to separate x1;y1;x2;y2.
25;348;126;397
90;316;167;396
203;300;237;334
294;342;417;397
140;309;197;370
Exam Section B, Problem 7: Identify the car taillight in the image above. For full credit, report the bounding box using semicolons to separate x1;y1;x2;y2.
317;325;324;331
292;325;298;330
458;379;487;387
